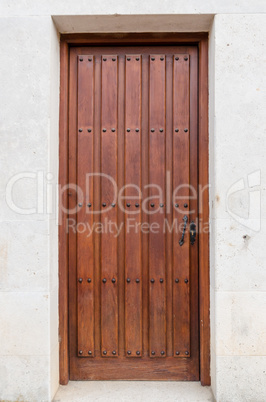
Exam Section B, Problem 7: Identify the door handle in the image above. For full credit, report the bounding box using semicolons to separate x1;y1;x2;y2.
190;221;196;245
179;215;188;246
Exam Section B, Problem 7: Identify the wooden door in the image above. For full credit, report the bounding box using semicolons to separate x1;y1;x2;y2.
68;45;199;380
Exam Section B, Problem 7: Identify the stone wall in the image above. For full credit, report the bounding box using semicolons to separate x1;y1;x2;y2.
0;2;265;400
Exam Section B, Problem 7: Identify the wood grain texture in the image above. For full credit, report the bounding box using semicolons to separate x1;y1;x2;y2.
63;43;207;382
77;55;95;357
148;54;166;357
100;55;119;357
124;55;142;357
59;39;69;385
198;38;211;386
172;54;191;358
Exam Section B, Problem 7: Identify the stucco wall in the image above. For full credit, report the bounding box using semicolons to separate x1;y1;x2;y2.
0;2;265;401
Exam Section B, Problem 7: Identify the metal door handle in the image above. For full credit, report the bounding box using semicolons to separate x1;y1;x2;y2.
179;215;188;246
190;221;196;245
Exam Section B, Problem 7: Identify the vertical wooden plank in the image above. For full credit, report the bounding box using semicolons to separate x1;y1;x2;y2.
172;54;191;358
77;55;95;357
141;54;149;358
93;53;102;358
165;54;174;357
101;55;118;357
148;54;166;357
125;55;142;357
117;55;126;357
59;39;69;384
198;38;211;385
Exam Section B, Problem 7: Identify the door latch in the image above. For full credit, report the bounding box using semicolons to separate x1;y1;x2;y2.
179;215;188;246
190;221;196;245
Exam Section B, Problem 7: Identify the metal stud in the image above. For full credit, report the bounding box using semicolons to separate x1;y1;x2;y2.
79;58;83;62
126;203;131;207
151;57;155;61
126;278;131;283
111;203;116;207
184;128;188;132
87;203;92;207
102;203;106;207
136;128;139;132
127;128;130;132
135;203;139;208
175;128;179;132
88;58;92;62
184;279;188;284
136;279;140;283
112;350;116;355
88;350;92;355
175;351;180;355
112;278;116;283
161;351;165;355
160;57;164;61
151;351;155;355
160;128;164;132
111;128;116;132
78;278;83;283
175;56;179;61
184;203;188;208
79;350;83;354
102;278;107;284
151;128;155;132
103;350;107;355
87;278;92;283
136;351;140;356
112;58;116;61
79;128;83;132
78;203;82;207
175;203;179;208
175;278;179;283
103;58;107;61
185;351;189;355
150;278;155;284
127;57;131;61
184;56;188;61
160;203;164;207
127;350;131;355
136;57;140;61
103;128;106;132
160;278;164;283
150;203;155;208
88;128;92;132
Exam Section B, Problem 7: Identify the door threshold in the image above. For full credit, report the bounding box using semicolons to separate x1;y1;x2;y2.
54;381;214;402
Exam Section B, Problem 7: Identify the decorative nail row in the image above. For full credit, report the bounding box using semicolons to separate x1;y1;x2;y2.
79;350;93;356
78;127;188;133
175;278;189;284
79;57;93;62
79;349;189;357
126;278;140;283
150;278;164;284
78;278;92;283
127;350;141;355
102;278;116;284
77;203;189;208
151;350;165;356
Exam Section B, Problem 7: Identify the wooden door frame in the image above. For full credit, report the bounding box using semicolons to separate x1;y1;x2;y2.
59;32;210;386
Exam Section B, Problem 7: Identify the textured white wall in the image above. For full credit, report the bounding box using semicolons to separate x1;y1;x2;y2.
209;14;266;401
0;2;265;401
0;15;59;401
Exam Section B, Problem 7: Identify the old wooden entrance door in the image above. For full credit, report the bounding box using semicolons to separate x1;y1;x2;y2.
68;44;199;380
